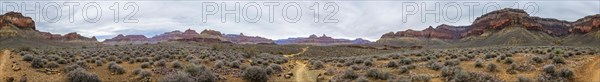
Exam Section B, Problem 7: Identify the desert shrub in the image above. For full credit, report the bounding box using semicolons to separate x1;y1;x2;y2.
484;54;496;59
156;59;166;67
325;68;335;75
399;58;412;65
63;64;83;72
172;61;182;69
504;57;514;64
554;49;564;54
553;57;565;64
116;59;123;64
343;60;354;66
466;54;475;59
366;68;379;78
31;58;46;68
537;68;570;82
411;74;431;82
390;54;401;59
507;63;518;74
543;64;555;74
532;56;543;64
67;68;101;82
58;59;68;64
128;60;135;64
341;69;358;80
243;66;269;82
366;68;390;80
352;58;363;64
349;65;362;70
558;68;574;79
444;59;460;66
385;61;398;68
159;72;193;82
184;64;217;82
440;66;454;77
228;60;241;68
95;60;103;66
76;61;87;68
108;62;126;74
311;61;324;70
355;76;369;82
517;76;533;82
452;70;471;82
427;61;443;70
214;60;224;68
406;64;416;69
487;63;497;72
364;59;373;66
399;66;409;74
132;68;143;75
138;70;152;78
189;59;201;65
475;60;483;68
47;61;59;68
265;66;274;75
132;68;152;78
141;62;151;68
269;64;283;73
22;54;34;61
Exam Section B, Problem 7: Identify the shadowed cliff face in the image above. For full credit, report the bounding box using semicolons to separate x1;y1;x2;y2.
380;8;599;40
0;12;35;30
571;14;600;33
0;12;97;42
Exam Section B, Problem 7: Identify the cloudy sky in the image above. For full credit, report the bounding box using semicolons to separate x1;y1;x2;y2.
1;0;598;41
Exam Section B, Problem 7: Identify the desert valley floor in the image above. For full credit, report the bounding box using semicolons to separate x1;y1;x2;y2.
0;44;599;82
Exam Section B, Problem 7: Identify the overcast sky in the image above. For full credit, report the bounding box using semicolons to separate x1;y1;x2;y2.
1;0;598;41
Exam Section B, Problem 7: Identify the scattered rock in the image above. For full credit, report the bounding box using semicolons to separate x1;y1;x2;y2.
5;77;14;82
11;65;20;71
284;75;292;79
18;75;26;82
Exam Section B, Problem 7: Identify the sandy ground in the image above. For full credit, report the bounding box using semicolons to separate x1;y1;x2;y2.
292;61;311;82
0;50;10;74
580;56;600;82
0;50;8;77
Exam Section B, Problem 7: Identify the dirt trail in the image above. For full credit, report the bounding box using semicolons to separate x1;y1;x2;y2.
583;56;600;82
0;50;9;74
292;61;312;82
284;47;309;58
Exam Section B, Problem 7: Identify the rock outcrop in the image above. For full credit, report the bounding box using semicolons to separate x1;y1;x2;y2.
104;34;149;42
275;34;370;46
0;12;35;30
0;12;97;42
224;33;274;44
571;14;600;33
377;8;600;47
103;29;230;44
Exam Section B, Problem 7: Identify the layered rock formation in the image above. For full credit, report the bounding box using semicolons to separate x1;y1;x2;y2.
377;8;600;47
39;32;97;41
571;14;600;33
275;34;371;46
224;33;274;44
104;34;148;42
0;12;35;30
0;12;97;42
103;29;230;44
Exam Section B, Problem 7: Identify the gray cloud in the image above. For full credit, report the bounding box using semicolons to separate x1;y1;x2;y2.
2;1;598;41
